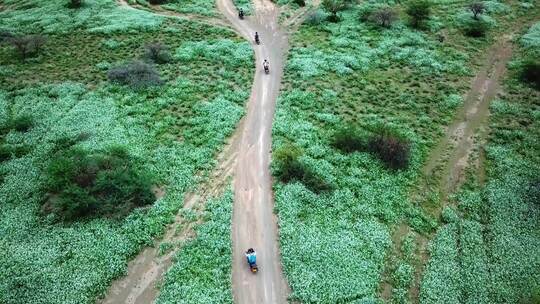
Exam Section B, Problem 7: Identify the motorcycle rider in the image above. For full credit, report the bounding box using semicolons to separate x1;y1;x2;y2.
239;8;244;19
255;32;260;44
263;59;269;73
245;248;256;265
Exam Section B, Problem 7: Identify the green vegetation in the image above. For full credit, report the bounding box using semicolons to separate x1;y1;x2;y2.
406;0;432;29
156;189;234;304
0;1;252;303
44;145;155;221
273;0;537;302
161;0;218;16
108;60;163;89
419;21;540;304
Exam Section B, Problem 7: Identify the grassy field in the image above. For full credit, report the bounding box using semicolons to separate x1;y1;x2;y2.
272;0;539;302
156;188;234;304
420;21;540;304
0;1;252;303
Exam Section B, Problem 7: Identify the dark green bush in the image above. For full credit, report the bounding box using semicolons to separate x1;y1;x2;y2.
274;145;332;193
370;7;398;28
1;114;34;134
462;19;489;37
333;125;411;170
43;145;155;221
520;59;540;90
0;144;30;162
67;0;83;8
0;30;13;44
368;129;411;170
322;0;347;22
108;61;163;89
10;115;33;132
0;145;11;162
144;42;172;64
149;0;168;4
406;0;431;29
305;10;327;26
294;0;306;7
7;35;46;60
332;126;367;152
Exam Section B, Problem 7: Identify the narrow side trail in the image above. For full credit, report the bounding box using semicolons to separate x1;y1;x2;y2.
379;37;514;303
216;0;290;303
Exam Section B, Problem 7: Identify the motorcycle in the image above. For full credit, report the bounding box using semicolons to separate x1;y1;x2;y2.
245;248;258;274
239;9;244;20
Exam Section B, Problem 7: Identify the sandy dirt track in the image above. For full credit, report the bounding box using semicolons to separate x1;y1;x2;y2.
216;0;291;303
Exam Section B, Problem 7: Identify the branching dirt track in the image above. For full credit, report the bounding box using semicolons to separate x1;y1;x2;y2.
101;0;292;303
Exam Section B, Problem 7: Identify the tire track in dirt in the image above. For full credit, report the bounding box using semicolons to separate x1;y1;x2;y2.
379;37;514;303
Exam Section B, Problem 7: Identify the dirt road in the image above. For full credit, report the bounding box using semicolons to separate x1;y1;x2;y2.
102;0;290;303
216;0;290;303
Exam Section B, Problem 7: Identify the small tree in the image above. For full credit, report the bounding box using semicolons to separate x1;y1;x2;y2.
149;0;167;4
370;7;398;28
144;42;172;64
108;61;163;89
7;35;46;60
469;2;485;19
406;0;432;28
294;0;306;6
322;0;347;22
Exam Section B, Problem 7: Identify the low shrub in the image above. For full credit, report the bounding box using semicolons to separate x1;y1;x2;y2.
43;145;155;221
144;42;172;64
368;129;411;170
274;144;332;193
0;145;11;162
149;0;168;4
0;114;33;134
10;115;33;132
67;0;84;9
322;0;347;22
332;126;411;170
305;10;327;26
273;144;304;182
358;2;386;22
370;7;398;28
520;58;540;89
455;12;495;37
332;126;366;152
0;144;31;162
294;0;306;6
406;0;432;29
108;61;163;89
7;35;46;60
0;31;13;44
